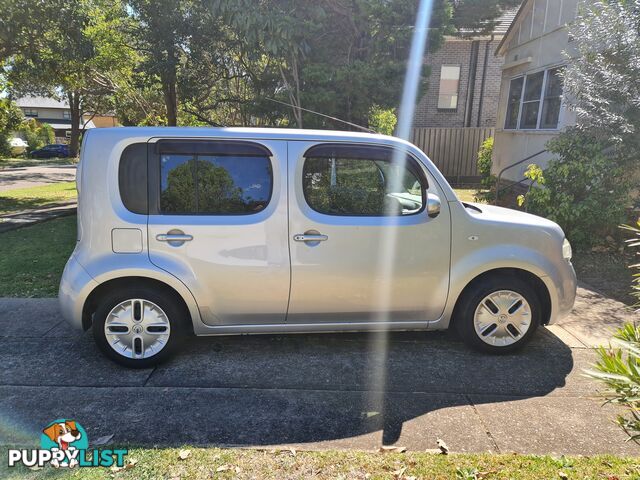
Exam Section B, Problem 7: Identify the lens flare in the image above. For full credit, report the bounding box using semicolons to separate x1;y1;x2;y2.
367;0;435;446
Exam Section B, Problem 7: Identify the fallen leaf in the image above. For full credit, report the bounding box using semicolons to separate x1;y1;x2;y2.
91;434;114;447
436;439;449;455
392;466;407;478
217;464;230;472
289;447;297;457
178;449;191;460
129;458;139;466
558;472;568;479
379;445;407;453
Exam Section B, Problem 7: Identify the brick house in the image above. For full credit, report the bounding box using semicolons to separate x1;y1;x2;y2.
414;8;518;128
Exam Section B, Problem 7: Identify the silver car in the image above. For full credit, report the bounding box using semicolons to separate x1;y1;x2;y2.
59;127;577;367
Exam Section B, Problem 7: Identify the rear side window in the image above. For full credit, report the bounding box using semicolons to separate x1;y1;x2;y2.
119;143;148;214
302;144;426;217
155;140;273;215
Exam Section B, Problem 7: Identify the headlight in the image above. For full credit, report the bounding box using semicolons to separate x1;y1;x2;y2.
562;238;572;261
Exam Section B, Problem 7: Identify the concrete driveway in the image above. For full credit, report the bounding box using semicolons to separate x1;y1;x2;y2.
0;286;638;456
0;165;76;192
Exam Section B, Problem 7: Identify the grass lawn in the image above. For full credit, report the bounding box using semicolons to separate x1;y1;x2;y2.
0;157;77;169
453;188;487;203
0;181;77;215
0;215;76;297
1;448;639;479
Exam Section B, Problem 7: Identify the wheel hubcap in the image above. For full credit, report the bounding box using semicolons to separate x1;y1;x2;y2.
473;290;531;347
104;299;171;359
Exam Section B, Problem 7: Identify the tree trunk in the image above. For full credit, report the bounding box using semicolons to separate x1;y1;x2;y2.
163;79;178;126
68;91;81;158
161;52;179;126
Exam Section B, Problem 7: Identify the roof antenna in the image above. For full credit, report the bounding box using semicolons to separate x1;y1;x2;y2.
264;97;377;134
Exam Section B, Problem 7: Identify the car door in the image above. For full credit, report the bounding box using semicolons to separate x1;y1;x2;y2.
287;141;451;325
147;138;290;326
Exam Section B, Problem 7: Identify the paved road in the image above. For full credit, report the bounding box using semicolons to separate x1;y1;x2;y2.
0;287;638;456
0;165;76;192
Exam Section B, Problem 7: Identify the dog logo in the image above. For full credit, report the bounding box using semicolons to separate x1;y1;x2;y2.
40;419;88;468
8;419;127;469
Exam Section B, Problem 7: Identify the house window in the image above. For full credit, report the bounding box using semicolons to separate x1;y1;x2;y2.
437;65;461;110
540;68;564;129
63;111;71;119
504;67;564;130
24;108;38;117
505;77;524;129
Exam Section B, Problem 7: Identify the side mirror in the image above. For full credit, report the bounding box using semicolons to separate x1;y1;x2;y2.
427;193;441;218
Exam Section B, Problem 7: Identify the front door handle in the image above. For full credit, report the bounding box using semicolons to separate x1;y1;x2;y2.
156;230;193;246
293;234;328;242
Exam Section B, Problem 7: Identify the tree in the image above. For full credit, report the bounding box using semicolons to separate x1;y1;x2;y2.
220;0;521;129
562;0;640;148
1;0;134;156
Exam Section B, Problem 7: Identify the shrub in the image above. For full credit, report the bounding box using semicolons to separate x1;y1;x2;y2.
475;136;495;202
368;105;397;136
587;221;640;444
17;119;55;153
517;129;632;250
0;99;24;158
588;322;640;444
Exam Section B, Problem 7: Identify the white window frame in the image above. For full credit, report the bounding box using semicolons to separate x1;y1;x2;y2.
24;108;38;117
505;66;564;131
62;110;71;119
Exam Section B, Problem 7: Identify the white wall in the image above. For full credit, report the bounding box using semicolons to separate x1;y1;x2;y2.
493;0;580;181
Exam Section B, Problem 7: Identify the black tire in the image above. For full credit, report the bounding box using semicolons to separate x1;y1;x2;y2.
92;285;188;368
454;274;541;354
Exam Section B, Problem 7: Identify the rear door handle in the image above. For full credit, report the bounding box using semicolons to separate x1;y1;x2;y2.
156;234;193;242
293;233;328;242
156;232;193;246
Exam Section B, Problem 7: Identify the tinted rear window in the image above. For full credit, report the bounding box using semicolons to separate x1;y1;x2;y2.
119;143;148;214
158;142;273;215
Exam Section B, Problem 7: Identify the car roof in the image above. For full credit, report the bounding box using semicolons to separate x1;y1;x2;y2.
84;126;414;149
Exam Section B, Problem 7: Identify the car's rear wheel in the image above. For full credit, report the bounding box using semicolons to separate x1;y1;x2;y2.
454;275;541;354
92;286;187;368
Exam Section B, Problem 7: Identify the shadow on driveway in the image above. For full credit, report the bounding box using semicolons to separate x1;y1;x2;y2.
0;299;576;451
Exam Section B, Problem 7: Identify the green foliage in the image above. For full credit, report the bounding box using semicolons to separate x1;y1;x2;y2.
620;222;640;307
368;106;397;135
2;0;135;155
588;322;640;445
475;136;495;202
517;130;632;250
16;119;55;153
564;0;640;148
0;98;23;158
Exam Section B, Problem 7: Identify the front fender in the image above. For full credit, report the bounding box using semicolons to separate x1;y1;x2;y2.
438;244;571;329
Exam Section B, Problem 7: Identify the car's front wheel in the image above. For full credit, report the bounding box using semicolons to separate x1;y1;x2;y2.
92;286;187;368
454;275;541;354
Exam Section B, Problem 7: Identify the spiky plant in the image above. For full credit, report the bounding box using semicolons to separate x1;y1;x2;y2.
587;221;640;444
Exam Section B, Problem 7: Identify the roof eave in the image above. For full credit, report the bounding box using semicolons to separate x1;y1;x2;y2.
495;0;531;56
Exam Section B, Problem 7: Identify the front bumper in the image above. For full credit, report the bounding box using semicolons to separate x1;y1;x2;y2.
58;253;98;331
545;260;578;325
